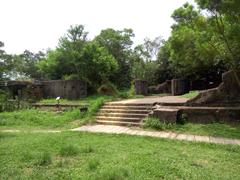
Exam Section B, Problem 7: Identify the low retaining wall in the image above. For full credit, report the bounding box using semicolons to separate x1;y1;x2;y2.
151;106;240;125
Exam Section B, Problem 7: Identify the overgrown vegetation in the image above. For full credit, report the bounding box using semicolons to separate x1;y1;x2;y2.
143;117;174;130
0;95;114;129
182;91;199;99
0;132;239;179
0;90;31;112
143;116;240;139
2;1;239;89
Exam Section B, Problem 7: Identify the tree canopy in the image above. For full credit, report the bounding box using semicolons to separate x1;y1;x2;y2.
1;0;239;91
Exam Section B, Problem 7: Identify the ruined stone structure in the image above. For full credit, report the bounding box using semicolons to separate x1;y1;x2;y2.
0;80;87;100
187;70;240;106
134;79;148;95
171;79;190;96
148;80;172;94
42;80;87;99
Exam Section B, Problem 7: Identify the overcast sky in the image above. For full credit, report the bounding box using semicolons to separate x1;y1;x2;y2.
0;0;195;54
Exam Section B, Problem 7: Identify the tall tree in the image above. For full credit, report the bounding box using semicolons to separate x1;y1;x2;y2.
38;25;118;90
195;0;240;68
0;41;13;80
94;28;134;88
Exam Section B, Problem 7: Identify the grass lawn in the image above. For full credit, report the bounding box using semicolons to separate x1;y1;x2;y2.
171;123;240;139
182;91;199;98
38;95;114;105
143;117;240;140
0;131;240;180
0;95;115;130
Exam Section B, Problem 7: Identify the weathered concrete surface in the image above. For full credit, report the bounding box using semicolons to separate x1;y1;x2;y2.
150;108;180;123
187;70;240;106
171;79;190;96
148;80;172;94
155;106;240;125
134;79;148;95
42;80;87;99
109;96;189;105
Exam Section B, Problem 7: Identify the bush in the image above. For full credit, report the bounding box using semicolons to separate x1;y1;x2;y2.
143;117;174;130
36;152;52;166
87;159;100;171
97;82;119;96
177;113;188;125
59;145;79;157
0;89;31;112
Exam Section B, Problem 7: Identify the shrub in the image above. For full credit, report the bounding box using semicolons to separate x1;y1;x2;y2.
0;89;31;112
177;113;188;125
143;117;173;130
59;145;79;157
127;82;135;97
36;152;52;166
95;167;130;180
97;82;119;96
82;145;94;153
87;159;100;171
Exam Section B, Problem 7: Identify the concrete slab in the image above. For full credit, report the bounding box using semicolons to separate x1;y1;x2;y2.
108;96;189;105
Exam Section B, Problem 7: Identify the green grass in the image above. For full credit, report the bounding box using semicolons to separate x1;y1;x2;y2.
0;95;114;130
39;95;114;105
0;132;239;179
172;123;240;139
143;118;240;139
182;91;199;98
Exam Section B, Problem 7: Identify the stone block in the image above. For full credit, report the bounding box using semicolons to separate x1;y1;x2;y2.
151;108;180;123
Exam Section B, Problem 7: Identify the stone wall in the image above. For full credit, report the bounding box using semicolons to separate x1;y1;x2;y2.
187;70;240;106
134;79;148;95
42;80;87;99
148;79;189;96
171;79;190;96
148;80;172;94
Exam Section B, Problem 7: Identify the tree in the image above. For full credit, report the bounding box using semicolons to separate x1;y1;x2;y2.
12;50;45;79
166;3;223;80
135;36;164;62
38;25;118;90
94;28;135;88
195;0;240;69
0;41;13;80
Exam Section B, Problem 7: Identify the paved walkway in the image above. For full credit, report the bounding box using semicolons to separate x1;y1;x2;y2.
72;125;240;145
108;96;189;104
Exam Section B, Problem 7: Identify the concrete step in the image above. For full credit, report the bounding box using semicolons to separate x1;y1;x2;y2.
102;105;152;110
96;120;141;126
97;112;148;118
105;102;153;107
99;109;150;114
96;116;141;122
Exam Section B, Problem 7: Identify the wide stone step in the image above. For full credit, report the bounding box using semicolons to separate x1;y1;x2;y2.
99;109;150;114
96;116;142;122
96;120;141;126
102;105;152;110
97;112;148;118
105;102;153;107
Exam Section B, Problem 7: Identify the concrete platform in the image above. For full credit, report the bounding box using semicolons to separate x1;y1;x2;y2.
108;96;189;105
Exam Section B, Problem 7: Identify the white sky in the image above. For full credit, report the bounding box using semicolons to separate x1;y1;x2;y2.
0;0;195;54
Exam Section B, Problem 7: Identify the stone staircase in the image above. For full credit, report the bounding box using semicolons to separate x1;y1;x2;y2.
96;102;153;126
